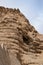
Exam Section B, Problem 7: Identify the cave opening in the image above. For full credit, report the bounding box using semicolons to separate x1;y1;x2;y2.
23;35;29;45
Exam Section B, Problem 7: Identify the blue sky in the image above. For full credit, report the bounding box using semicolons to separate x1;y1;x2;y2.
0;0;43;34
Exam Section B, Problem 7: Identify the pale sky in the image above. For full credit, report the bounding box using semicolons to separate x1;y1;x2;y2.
0;0;43;34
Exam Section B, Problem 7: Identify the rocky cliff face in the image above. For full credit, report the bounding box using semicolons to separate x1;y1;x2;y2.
0;6;43;65
0;45;10;65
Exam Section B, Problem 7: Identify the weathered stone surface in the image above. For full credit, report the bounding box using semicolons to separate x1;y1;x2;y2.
0;45;10;65
0;6;43;65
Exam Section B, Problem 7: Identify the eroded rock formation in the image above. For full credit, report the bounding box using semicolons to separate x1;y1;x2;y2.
0;45;10;65
0;6;43;65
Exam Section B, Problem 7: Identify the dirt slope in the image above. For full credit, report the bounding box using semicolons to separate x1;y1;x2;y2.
0;6;43;65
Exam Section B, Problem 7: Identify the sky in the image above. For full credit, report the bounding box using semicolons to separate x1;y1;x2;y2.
0;0;43;34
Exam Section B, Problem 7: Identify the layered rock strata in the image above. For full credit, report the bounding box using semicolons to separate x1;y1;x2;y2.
0;6;43;65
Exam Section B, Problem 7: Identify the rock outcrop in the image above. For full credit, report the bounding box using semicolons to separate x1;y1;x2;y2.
0;6;43;65
0;45;10;65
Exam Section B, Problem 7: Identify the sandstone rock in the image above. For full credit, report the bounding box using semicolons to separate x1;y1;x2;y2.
0;6;43;65
0;45;10;65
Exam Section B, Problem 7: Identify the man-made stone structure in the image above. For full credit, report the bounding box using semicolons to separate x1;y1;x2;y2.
0;6;43;65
